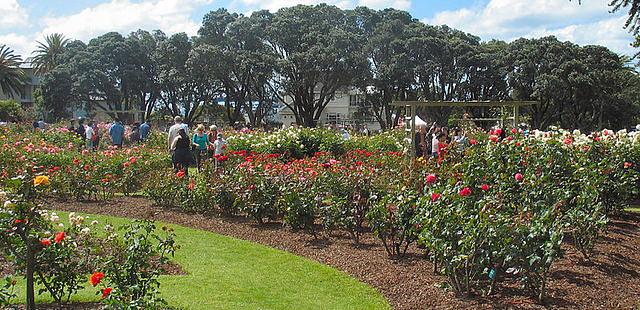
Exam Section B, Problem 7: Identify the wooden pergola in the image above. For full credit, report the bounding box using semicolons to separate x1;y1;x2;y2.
390;100;538;156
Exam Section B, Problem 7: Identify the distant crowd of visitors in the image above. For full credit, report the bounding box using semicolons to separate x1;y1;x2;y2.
414;122;470;159
57;115;229;176
167;116;227;176
64;117;151;151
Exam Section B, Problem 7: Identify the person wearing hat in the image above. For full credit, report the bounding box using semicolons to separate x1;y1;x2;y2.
192;124;209;171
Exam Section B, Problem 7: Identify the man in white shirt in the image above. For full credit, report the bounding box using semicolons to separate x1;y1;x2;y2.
167;115;188;151
85;120;95;150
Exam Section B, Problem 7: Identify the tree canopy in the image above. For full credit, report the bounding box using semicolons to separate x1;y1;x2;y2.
21;4;640;130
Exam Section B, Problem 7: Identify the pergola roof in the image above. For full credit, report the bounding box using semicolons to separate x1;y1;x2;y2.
391;100;538;107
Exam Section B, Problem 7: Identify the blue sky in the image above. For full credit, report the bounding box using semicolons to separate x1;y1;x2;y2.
0;0;635;57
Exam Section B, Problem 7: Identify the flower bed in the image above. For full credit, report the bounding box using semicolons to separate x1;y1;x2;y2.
1;123;639;304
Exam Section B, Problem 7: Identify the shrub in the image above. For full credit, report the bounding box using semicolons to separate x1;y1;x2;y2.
367;193;418;257
96;220;177;309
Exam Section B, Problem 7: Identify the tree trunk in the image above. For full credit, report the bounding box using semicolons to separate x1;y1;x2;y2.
26;242;36;309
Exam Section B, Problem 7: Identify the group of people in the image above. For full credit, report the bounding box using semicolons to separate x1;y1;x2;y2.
67;117;151;151
167;116;227;176
415;122;469;158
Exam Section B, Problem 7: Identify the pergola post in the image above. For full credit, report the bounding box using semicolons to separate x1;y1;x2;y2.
406;104;416;157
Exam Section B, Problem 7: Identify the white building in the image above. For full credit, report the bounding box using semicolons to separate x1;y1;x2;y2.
0;67;40;107
278;87;381;131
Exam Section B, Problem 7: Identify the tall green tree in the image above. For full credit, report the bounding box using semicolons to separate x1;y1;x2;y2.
28;33;69;76
198;9;278;127
0;45;26;98
156;33;222;124
350;7;416;130
266;4;370;127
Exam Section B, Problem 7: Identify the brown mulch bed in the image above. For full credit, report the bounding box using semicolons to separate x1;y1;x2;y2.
52;197;640;309
13;303;101;309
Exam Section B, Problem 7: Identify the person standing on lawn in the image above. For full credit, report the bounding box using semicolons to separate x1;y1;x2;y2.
171;128;191;176
192;124;209;171
109;118;125;147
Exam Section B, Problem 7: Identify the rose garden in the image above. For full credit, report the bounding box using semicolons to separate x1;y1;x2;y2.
0;123;639;309
3;2;640;309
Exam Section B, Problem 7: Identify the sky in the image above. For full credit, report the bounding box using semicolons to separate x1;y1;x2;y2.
0;0;636;58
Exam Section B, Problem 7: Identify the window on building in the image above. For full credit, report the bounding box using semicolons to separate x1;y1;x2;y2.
326;113;341;123
349;94;371;107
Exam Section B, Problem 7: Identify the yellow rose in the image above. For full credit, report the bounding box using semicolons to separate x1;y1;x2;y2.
33;175;50;186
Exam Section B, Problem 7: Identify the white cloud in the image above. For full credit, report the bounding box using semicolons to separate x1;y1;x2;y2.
0;33;36;58
426;0;635;56
0;0;29;30
38;0;215;43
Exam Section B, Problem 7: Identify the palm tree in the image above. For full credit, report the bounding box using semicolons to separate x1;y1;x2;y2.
574;0;640;33
0;44;26;98
29;33;69;76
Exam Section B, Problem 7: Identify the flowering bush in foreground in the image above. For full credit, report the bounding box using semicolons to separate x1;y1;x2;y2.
0;170;178;308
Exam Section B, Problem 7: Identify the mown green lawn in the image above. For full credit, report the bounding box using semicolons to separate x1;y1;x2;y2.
11;212;390;310
627;207;640;213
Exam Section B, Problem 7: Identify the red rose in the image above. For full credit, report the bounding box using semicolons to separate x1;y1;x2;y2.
459;187;472;197
129;157;137;164
176;170;185;178
101;287;112;299
563;138;573;145
14;219;24;225
83;165;90;171
73;159;80;165
40;239;51;247
624;162;633;169
469;139;477;145
490;135;499;142
426;174;437;184
515;173;524;182
481;184;489;191
511;128;517;134
431;192;441;202
495;128;503;136
54;231;65;244
90;272;104;287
